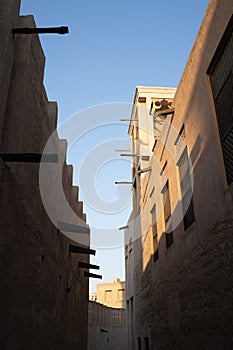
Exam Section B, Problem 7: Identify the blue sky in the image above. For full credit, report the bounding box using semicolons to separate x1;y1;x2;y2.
20;0;209;292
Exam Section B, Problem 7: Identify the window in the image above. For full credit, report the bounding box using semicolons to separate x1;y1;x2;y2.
137;337;142;350
144;337;150;350
178;148;195;230
118;289;125;300
174;124;185;158
138;97;146;103
207;15;233;185
162;181;173;248
112;309;121;326
105;290;112;302
151;205;159;262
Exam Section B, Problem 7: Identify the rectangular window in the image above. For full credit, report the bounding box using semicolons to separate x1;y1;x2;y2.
144;337;150;350
178;148;195;230
174;124;185;158
151;205;159;262
137;337;142;350
207;15;233;185
112;309;121;326
138;97;146;103
118;289;125;300
105;290;112;302
162;181;173;248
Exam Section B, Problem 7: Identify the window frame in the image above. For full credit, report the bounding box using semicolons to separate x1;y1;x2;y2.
162;180;174;249
207;15;233;185
177;147;195;231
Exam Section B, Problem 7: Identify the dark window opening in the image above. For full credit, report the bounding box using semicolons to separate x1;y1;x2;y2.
162;181;173;248
151;205;159;262
138;337;142;350
178;148;195;230
144;337;150;350
138;97;146;103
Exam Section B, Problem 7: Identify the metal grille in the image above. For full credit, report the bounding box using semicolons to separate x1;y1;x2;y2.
222;127;233;184
208;16;233;185
214;71;233;141
211;31;233;100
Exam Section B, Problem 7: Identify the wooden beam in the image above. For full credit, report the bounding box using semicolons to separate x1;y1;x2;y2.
78;261;100;270
12;26;69;35
0;153;58;163
69;244;96;256
115;181;133;185
57;221;89;234
84;272;102;279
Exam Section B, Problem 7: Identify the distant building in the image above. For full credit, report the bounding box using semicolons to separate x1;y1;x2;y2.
92;278;126;308
88;278;126;349
87;301;126;350
125;1;233;349
125;87;176;350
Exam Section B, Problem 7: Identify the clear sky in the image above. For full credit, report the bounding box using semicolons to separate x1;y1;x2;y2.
20;0;209;292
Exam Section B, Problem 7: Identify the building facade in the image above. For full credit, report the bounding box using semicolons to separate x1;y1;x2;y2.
95;278;126;308
88;278;126;350
0;1;91;349
125;1;233;349
88;301;126;350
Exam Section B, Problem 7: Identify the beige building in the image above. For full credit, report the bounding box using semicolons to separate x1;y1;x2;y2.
97;278;126;308
87;301;126;350
88;279;126;349
90;278;126;308
125;1;233;349
0;2;91;349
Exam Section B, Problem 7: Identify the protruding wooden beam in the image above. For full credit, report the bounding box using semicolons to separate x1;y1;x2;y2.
57;221;89;234
78;262;100;270
0;153;58;163
115;181;133;185
84;272;102;279
119;225;129;230
137;166;152;175
69;244;96;256
12;26;69;35
120;153;138;157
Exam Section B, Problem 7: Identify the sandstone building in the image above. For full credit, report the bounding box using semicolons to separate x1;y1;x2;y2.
92;278;126;308
125;1;233;349
88;278;126;350
87;301;126;350
0;1;91;349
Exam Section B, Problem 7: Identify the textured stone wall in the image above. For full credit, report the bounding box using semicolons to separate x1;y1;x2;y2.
88;301;126;350
126;0;233;349
135;217;233;350
0;3;90;350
